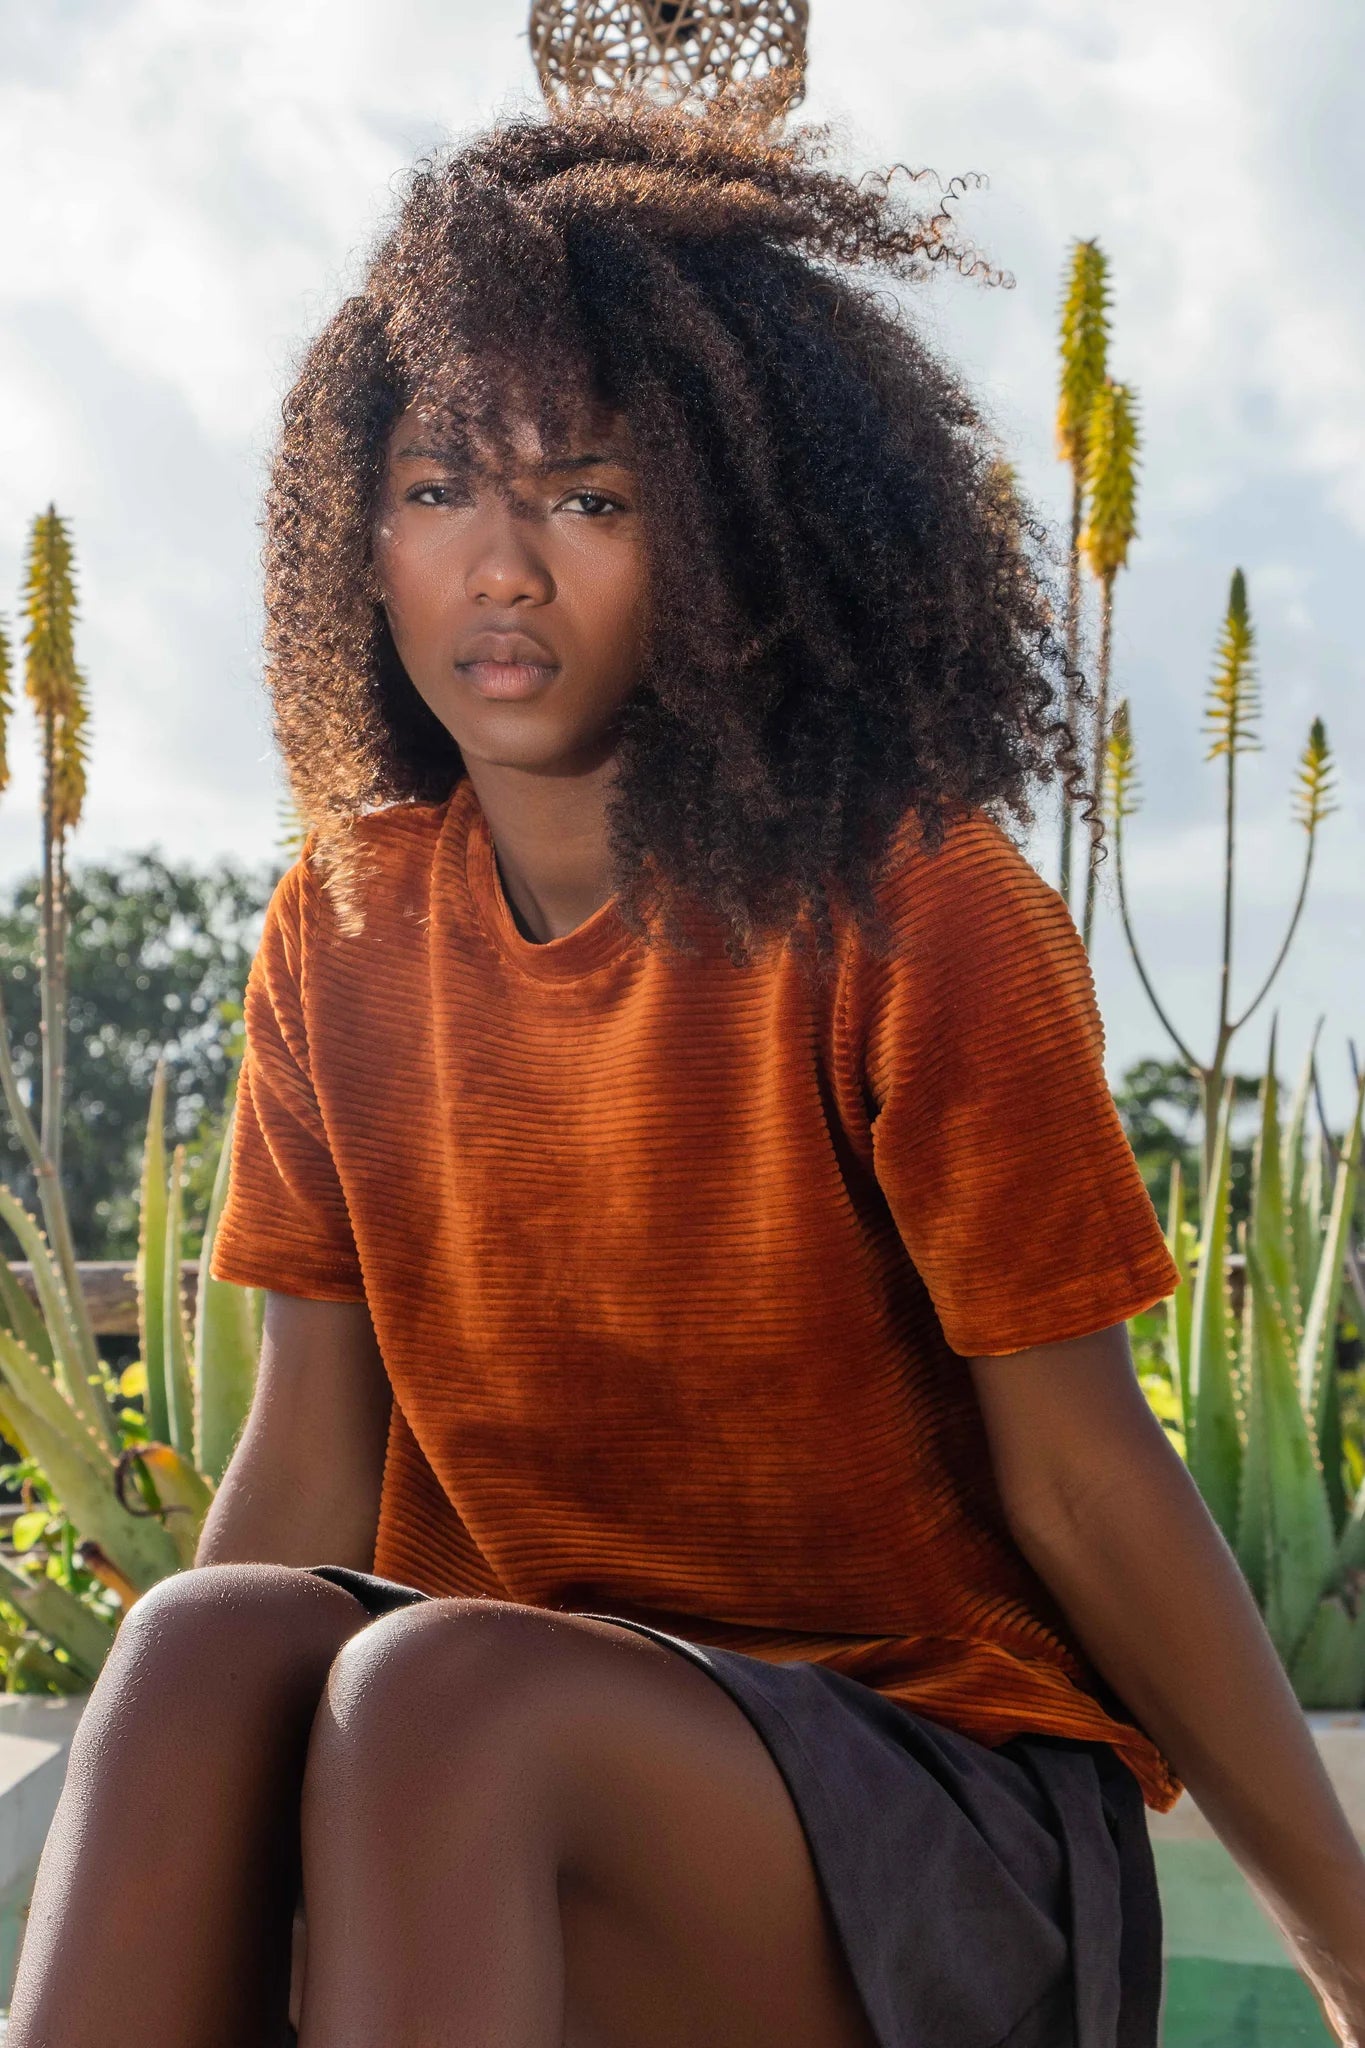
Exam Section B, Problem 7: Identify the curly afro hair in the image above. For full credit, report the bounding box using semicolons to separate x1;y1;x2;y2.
266;91;1084;961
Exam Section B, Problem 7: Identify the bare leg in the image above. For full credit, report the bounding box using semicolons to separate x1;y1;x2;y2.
298;1600;875;2048
6;1564;366;2048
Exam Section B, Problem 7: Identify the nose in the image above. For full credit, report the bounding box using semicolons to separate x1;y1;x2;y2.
463;501;554;609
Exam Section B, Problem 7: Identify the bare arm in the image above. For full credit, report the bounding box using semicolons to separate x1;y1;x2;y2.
971;1323;1365;2044
196;1293;391;1571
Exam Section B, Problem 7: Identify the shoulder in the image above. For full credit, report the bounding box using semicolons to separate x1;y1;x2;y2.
871;807;1074;965
277;794;457;944
252;795;458;1013
846;805;1102;1067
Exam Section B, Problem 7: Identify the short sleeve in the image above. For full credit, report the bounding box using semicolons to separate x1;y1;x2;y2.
863;817;1178;1357
209;864;366;1302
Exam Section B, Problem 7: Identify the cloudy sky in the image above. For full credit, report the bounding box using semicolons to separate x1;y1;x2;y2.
1;0;1361;1109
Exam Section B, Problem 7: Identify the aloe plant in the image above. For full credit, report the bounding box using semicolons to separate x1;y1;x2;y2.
0;506;260;1691
1167;1035;1365;1707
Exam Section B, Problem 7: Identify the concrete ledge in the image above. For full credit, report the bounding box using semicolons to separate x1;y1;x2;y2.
0;1701;85;1900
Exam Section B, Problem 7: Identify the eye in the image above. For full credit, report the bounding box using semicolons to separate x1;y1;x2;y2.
560;488;626;517
404;480;469;508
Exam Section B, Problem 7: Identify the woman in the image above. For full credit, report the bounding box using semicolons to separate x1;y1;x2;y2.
11;96;1365;2048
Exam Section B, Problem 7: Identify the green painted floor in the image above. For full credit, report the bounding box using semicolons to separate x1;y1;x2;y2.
1153;1839;1332;2046
1162;1958;1329;2045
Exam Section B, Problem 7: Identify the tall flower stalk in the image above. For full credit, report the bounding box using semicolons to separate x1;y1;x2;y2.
21;507;89;1182
1055;238;1110;909
0;508;101;1400
1107;571;1337;1200
1078;378;1139;950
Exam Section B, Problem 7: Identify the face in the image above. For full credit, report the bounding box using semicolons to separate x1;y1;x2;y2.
372;398;649;778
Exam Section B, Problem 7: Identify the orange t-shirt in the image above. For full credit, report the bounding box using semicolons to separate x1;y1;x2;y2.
212;780;1181;1806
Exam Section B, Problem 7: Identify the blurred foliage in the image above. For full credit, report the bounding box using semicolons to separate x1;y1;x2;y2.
1113;1056;1261;1229
0;855;274;1256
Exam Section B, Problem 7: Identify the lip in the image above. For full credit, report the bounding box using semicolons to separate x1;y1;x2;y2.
458;659;558;701
454;633;560;702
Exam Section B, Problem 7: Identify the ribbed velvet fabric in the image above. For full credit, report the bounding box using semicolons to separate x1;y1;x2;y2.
212;780;1181;1807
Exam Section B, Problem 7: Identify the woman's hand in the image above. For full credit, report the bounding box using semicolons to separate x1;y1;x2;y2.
970;1322;1365;2022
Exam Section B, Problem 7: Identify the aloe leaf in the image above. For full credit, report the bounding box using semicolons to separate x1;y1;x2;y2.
0;1327;107;1459
193;1103;258;1484
1302;1125;1326;1281
0;1372;177;1590
1337;1483;1365;1580
0;1552;116;1682
1249;1030;1299;1343
0;1186;118;1452
1165;1160;1193;1438
1285;1034;1322;1308
0;1246;54;1368
1244;1244;1335;1664
1300;1069;1365;1440
162;1147;194;1457
1283;1032;1319;1238
1190;1087;1241;1542
4;1639;86;1695
138;1444;213;1569
1318;1365;1348;1537
136;1062;170;1445
1287;1592;1365;1711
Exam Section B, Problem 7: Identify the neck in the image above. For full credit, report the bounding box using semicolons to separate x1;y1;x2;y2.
462;756;619;944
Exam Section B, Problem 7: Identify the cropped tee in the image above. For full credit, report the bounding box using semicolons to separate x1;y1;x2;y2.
212;779;1181;1806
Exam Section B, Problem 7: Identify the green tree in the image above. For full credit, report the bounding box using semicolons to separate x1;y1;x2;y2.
1112;1056;1260;1228
0;854;275;1257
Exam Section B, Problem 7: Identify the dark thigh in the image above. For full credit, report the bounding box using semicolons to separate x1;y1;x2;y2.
299;1601;877;2048
554;1618;877;2048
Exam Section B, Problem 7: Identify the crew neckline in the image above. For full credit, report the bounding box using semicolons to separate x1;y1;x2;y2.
460;784;635;982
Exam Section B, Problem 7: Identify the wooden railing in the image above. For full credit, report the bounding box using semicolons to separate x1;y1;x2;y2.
7;1263;199;1339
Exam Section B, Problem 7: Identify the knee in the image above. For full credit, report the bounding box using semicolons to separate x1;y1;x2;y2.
313;1599;579;1776
98;1563;365;1724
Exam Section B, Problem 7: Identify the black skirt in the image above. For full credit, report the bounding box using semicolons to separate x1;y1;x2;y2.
310;1567;1162;2048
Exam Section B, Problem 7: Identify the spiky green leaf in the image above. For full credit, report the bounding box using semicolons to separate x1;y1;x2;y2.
1300;1070;1365;1451
1249;1031;1298;1341
1243;1245;1335;1664
0;1185;118;1451
0;1247;55;1369
0;1553;116;1682
162;1148;194;1456
1166;1159;1194;1439
1287;1592;1365;1712
136;1062;170;1444
1189;1088;1241;1542
0;1357;177;1591
193;1102;259;1483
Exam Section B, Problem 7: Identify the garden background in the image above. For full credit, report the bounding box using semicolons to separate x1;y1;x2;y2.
0;4;1363;2038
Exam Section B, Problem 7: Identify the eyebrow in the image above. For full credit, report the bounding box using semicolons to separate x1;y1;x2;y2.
392;445;634;473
